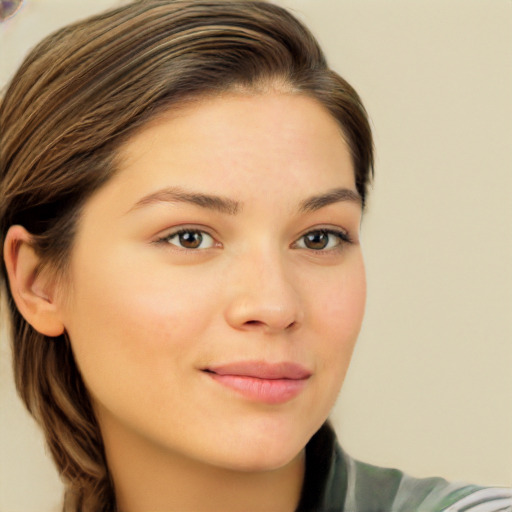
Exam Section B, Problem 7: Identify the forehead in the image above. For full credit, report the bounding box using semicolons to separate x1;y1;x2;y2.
92;93;356;216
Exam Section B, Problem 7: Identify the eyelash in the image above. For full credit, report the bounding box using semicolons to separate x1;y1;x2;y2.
155;228;217;250
293;228;352;253
154;227;353;253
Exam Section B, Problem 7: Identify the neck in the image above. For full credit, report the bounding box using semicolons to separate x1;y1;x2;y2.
101;418;305;512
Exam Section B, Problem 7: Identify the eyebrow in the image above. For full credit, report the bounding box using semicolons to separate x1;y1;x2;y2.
298;187;362;212
128;187;240;215
127;186;361;215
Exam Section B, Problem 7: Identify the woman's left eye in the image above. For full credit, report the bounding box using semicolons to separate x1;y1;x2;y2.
294;229;351;251
157;229;216;250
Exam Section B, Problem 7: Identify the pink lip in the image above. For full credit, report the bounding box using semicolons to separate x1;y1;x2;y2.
202;361;311;405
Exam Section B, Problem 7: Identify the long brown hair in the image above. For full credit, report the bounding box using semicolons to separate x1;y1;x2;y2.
0;1;373;510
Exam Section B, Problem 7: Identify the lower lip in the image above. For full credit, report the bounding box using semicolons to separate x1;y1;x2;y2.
205;373;308;404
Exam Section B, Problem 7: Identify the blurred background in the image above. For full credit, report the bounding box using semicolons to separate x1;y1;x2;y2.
1;1;511;511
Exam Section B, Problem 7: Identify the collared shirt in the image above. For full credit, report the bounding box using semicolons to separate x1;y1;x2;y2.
296;423;512;512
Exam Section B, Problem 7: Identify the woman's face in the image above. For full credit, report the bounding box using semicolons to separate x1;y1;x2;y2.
58;92;366;471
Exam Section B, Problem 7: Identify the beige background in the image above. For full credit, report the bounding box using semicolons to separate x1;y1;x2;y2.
1;1;511;511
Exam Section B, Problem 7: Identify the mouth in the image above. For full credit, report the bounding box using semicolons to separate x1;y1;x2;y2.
201;361;312;405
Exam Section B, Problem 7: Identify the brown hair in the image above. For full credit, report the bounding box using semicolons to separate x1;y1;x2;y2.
0;1;373;510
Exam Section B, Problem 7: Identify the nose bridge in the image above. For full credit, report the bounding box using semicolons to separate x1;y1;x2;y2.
224;241;303;333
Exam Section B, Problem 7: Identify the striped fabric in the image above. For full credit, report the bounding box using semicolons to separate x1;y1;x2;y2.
297;423;512;512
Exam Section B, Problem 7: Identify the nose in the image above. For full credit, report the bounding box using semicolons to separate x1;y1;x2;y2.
224;249;304;334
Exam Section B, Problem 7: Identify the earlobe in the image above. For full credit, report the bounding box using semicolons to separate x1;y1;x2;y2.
3;225;65;337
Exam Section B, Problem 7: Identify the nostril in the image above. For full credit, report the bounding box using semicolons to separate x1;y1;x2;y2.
243;319;297;331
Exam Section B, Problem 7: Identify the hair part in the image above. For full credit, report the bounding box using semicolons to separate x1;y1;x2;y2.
0;1;373;510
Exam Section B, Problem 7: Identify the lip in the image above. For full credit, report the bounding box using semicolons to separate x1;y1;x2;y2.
202;361;312;405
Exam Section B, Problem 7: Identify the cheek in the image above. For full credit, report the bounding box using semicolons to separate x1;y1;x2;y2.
314;255;366;337
309;256;366;381
62;250;220;399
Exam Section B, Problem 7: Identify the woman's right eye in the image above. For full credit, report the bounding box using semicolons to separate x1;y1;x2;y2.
157;229;216;250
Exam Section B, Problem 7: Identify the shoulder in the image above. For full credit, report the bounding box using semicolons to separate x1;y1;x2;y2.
302;423;512;512
339;448;512;512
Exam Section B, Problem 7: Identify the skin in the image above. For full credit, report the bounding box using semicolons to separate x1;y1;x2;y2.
5;92;366;511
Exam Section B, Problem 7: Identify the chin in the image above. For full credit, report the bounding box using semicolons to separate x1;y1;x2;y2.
218;446;304;473
201;419;314;473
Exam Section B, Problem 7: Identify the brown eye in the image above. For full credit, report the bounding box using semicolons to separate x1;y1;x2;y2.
178;231;203;249
163;229;215;250
295;229;350;252
304;231;330;250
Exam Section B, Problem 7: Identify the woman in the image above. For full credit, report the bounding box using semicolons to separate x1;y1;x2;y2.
1;1;510;511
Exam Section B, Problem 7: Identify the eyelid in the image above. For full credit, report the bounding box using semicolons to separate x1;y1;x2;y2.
153;225;221;250
152;224;354;252
292;226;353;252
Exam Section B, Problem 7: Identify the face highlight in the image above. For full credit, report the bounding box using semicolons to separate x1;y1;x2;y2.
57;93;366;473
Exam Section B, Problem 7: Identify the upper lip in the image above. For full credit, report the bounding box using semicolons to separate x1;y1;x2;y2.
203;361;312;380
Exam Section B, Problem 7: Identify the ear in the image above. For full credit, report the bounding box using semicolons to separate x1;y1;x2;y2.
3;225;65;337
